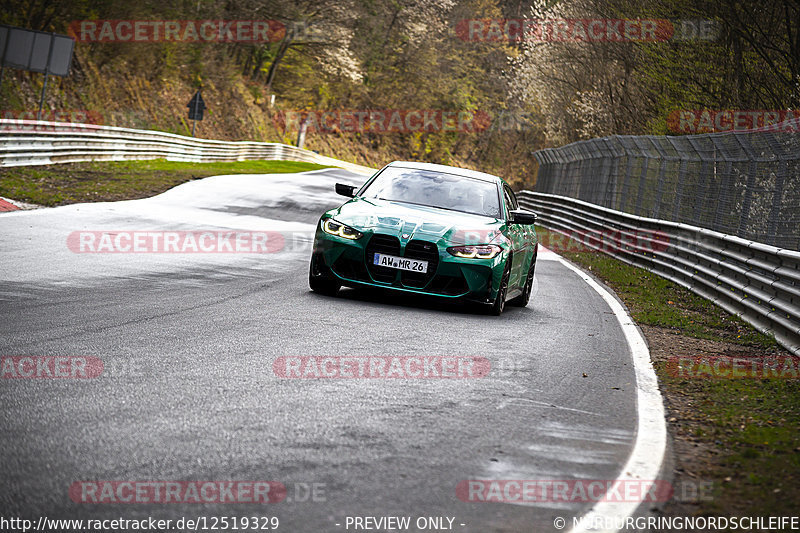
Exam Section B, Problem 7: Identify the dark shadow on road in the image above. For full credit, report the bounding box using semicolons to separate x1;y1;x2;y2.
307;285;538;318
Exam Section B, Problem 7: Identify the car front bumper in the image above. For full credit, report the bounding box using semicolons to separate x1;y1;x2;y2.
311;227;506;304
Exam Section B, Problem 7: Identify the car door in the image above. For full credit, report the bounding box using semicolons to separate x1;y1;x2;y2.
503;185;525;290
505;185;536;291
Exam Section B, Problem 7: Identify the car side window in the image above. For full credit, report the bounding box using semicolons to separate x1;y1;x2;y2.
507;187;520;210
503;186;518;218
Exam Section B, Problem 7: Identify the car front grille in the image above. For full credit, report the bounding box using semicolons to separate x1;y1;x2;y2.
365;234;401;283
401;240;439;288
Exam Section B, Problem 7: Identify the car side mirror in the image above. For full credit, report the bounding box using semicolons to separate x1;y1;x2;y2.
335;183;357;197
509;209;537;225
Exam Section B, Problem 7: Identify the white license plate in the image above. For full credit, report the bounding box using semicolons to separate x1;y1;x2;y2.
373;253;428;273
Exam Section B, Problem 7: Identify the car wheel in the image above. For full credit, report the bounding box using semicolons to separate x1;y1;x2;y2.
509;253;536;307
488;261;511;316
309;254;340;296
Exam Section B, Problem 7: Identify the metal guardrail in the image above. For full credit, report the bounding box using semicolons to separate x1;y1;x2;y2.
518;191;800;356
0;119;375;175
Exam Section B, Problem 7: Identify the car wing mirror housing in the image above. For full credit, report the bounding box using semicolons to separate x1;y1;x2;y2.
335;183;357;197
509;209;537;225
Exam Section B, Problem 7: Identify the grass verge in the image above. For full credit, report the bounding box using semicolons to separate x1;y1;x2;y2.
537;227;800;518
0;159;332;206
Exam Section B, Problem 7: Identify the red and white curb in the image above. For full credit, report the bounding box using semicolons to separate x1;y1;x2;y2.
0;197;43;211
0;198;21;212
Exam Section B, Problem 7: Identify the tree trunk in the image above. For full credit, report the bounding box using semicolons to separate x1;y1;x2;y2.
265;39;293;91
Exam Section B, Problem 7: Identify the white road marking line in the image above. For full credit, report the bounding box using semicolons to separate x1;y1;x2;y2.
555;256;667;533
537;244;561;261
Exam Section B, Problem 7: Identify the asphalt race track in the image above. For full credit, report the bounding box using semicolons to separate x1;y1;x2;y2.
1;169;644;532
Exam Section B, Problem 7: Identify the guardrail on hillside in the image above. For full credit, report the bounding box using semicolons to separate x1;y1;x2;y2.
0;120;374;175
518;191;800;356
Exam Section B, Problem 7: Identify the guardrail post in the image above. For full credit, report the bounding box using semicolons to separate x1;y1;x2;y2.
539;153;553;192
650;137;670;219
733;133;760;239
714;161;734;232
601;138;618;209
618;137;636;213
709;136;736;234
686;136;711;227
762;132;790;248
565;146;578;197
585;142;602;204
671;158;688;221
551;151;562;194
634;155;649;217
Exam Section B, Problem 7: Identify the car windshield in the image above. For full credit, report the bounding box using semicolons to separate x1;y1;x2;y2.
359;167;502;218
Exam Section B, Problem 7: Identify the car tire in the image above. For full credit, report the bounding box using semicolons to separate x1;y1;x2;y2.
488;261;511;316
309;254;340;296
509;253;536;307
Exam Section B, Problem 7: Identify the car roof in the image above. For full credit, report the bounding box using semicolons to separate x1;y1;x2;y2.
386;161;504;185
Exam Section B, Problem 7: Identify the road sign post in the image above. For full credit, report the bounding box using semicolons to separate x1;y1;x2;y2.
37;35;54;120
187;91;206;137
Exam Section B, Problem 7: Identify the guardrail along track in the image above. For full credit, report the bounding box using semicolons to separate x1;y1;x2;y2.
518;191;800;356
0;119;374;175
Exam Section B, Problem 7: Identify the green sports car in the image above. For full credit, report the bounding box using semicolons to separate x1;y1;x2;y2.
309;161;538;315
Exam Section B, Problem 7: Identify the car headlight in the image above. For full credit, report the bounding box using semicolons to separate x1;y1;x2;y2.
322;218;363;240
447;244;502;259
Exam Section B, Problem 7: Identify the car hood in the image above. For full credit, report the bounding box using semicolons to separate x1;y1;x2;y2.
328;197;506;245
